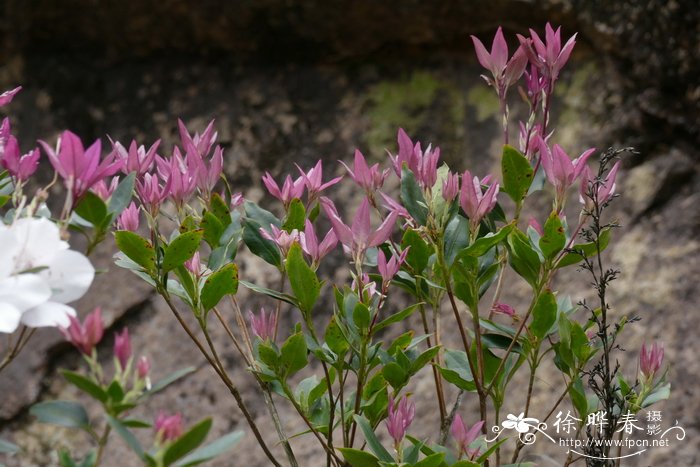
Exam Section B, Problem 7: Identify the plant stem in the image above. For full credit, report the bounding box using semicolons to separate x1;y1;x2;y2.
282;382;342;466
418;300;447;425
212;307;298;466
160;293;281;467
94;424;111;467
0;326;35;374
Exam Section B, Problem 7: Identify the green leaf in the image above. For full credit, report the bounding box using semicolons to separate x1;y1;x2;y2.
145;367;196;396
557;228;612;268
30;400;89;429
105;414;144;458
481;334;522;354
642;382;671;408
240;280;298;307
107;380;125;403
414;452;445;467
286;243;320;316
325;317;349;355
506;229;541;287
529;290;557;340
201;212;224;248
0;437;20;454
281;332;308;377
163;418;213;466
539;211;566;259
439;349;476;391
200;264;239;311
569;377;589;418
121;419;152;429
74;191;108;226
242;219;281;267
114;231;156;273
382;362;409;389
501;145;534;203
352;302;371;332
107;172;136;216
373;304;419;333
209;193;232;227
338;448;380;467
61;370;108;403
173;430;243;467
444;214;469;267
401;166;428;225
282;198;306;232
401;229;431;273
353;415;393;463
162;230;203;272
244;200;280;228
461;224;513;257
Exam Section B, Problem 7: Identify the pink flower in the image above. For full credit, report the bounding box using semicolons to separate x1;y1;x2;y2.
262;172;305;208
137;356;151;379
297;160;342;201
523;64;547;108
378;192;411;220
1;135;40;182
491;302;516;317
136;172;170;215
385;395;415;445
260;224;299;256
155;412;184;443
39;131;123;201
230;192;244;209
377;248;408;284
299;219;337;266
451;414;484;459
60;307;104;356
390;129;440;189
471;27;528;98
0;87;21;107
114;328;132;369
91;176;119;201
341;149;389;194
518;23;577;85
249;307;276;341
178;119;217;160
180;121;224;196
117;202;140;232
459;170;499;230
157;148;198;207
110;139;160;176
184;251;202;275
538;138;594;208
640;342;664;380
320;197;397;262
351;272;378;300
442;171;460;202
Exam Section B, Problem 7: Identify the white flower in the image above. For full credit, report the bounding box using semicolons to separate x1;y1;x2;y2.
0;217;94;333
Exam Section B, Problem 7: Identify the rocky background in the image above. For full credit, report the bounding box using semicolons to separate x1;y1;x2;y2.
0;1;698;466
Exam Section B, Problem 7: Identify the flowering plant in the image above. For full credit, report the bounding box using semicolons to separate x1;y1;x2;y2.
0;23;671;467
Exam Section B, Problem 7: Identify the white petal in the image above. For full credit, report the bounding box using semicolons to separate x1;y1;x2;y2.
0;275;52;312
0;228;19;278
0;302;22;333
41;250;95;303
20;301;76;328
12;217;68;268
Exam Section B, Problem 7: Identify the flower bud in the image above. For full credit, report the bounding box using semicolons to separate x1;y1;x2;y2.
60;308;104;356
114;328;132;369
155;412;183;443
